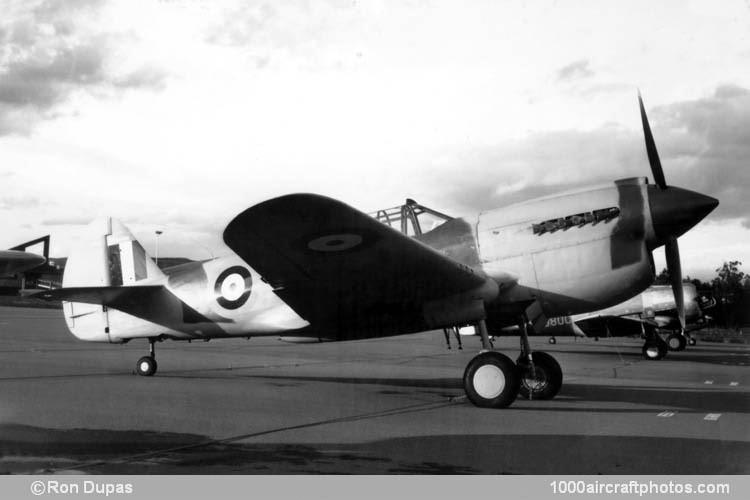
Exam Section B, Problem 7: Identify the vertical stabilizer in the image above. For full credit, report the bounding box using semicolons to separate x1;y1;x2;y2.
63;217;164;288
62;217;165;342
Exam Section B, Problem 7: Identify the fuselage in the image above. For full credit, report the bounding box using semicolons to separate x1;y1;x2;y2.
60;176;717;343
535;283;702;338
420;176;716;328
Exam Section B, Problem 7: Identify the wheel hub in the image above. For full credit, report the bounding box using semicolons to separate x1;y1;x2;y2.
521;364;548;391
473;365;506;399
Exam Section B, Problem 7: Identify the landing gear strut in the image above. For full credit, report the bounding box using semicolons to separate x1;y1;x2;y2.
136;338;158;376
462;314;564;407
442;326;463;350
516;316;562;400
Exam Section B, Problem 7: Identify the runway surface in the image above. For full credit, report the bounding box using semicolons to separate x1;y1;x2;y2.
0;305;748;474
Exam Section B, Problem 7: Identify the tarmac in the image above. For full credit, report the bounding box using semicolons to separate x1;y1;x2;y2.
0;305;748;474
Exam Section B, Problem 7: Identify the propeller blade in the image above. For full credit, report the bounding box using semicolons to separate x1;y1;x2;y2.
638;92;667;189
665;238;686;332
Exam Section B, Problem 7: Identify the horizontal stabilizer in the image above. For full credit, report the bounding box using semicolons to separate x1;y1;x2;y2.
33;285;225;336
34;286;165;305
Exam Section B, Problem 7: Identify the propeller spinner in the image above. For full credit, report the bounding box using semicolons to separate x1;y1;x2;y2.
639;92;718;334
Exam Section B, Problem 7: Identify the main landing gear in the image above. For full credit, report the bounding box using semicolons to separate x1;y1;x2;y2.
666;331;687;352
642;336;668;360
136;338;158;376
462;317;563;408
442;326;463;350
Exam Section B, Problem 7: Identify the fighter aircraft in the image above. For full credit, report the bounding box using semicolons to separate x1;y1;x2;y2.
35;95;718;408
0;236;48;275
536;283;714;359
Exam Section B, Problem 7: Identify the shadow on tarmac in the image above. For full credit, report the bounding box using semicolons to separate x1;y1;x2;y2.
2;424;748;475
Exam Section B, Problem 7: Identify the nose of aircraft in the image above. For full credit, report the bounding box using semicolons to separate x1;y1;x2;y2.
648;185;719;246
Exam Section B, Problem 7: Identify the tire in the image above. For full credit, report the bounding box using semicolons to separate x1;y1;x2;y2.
516;351;563;400
136;356;157;376
548;337;557;344
667;333;687;351
463;352;520;409
642;339;668;360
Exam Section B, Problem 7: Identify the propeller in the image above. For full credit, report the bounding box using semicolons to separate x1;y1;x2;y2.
638;92;686;333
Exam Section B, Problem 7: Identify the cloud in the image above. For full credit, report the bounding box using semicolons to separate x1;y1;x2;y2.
556;59;594;82
413;84;749;230
0;196;40;210
0;0;166;136
40;216;92;226
205;2;277;47
0;44;107;108
417;124;644;215
651;84;750;226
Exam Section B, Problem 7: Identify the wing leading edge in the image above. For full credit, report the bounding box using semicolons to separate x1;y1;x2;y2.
224;194;498;340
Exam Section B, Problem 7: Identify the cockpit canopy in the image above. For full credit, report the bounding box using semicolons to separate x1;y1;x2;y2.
369;198;453;236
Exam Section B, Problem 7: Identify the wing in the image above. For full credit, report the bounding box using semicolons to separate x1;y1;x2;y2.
224;194;498;340
574;314;653;337
0;250;46;275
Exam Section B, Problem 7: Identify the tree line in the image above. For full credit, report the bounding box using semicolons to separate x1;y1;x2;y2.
654;260;750;329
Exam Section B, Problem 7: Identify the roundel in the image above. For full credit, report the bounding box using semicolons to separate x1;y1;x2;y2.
214;266;252;310
307;233;363;252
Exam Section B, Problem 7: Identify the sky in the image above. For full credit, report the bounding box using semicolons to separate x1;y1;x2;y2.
0;0;749;280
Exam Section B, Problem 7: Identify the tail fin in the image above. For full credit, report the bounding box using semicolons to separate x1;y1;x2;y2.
64;217;164;288
62;217;164;342
9;235;49;261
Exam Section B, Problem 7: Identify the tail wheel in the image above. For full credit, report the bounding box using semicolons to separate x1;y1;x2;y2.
642;339;668;360
688;337;697;346
516;351;563;400
136;356;157;376
463;352;520;409
667;333;687;351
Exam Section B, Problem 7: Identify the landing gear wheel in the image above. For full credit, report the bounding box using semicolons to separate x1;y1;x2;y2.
667;333;687;351
516;351;563;400
642;339;668;360
688;337;697;346
463;351;520;409
548;337;557;344
136;356;157;376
